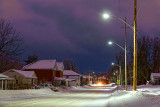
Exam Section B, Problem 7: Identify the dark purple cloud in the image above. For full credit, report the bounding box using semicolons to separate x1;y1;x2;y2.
0;0;159;73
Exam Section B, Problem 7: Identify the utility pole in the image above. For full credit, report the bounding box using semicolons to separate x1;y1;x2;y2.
119;66;122;85
133;0;137;91
89;67;90;85
125;17;127;91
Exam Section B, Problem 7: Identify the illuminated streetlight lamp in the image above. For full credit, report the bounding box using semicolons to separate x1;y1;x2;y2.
108;41;113;45
102;13;110;19
111;62;115;65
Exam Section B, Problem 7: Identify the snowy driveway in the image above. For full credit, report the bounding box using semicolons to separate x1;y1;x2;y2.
1;85;160;107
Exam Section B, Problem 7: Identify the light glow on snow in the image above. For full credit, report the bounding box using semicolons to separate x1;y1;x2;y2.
97;83;103;86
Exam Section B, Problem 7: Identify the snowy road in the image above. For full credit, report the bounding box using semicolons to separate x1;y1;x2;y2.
1;85;160;107
0;85;117;107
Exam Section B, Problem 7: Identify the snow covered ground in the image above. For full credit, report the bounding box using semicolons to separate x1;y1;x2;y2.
0;84;160;107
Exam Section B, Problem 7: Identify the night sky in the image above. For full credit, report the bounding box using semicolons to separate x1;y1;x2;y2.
0;0;159;74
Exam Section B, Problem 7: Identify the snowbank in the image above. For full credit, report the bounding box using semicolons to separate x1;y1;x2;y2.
0;88;55;100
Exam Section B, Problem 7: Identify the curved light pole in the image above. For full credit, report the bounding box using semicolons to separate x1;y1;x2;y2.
102;13;133;30
111;62;122;85
108;41;125;51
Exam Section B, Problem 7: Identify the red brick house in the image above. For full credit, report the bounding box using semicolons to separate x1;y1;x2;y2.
22;60;57;84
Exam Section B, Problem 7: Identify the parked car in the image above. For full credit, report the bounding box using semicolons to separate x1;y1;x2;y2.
40;83;53;87
32;85;40;89
35;85;40;89
45;84;53;87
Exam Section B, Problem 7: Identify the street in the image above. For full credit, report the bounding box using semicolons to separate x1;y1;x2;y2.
1;84;160;107
0;85;118;107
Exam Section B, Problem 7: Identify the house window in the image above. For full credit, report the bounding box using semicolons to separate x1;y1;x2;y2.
16;79;18;84
56;71;61;77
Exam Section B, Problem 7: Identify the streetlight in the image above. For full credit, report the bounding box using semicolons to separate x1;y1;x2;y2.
111;62;122;85
103;13;133;91
108;40;127;90
102;0;137;91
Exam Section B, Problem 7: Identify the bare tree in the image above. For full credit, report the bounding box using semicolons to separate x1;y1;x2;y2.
0;18;23;73
0;59;23;73
0;18;23;59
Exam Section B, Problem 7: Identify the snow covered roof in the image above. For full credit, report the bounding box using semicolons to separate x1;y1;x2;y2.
0;74;8;78
23;60;57;70
4;69;37;79
63;70;80;76
56;62;64;71
151;73;160;77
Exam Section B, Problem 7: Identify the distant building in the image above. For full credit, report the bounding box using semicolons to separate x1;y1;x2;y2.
150;73;160;85
81;75;93;85
63;70;80;86
98;73;109;84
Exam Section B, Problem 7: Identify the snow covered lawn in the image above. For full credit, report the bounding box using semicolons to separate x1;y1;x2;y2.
0;88;55;100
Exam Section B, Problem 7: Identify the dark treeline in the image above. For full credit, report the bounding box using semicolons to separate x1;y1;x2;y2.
108;36;160;85
135;36;160;85
63;59;79;72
